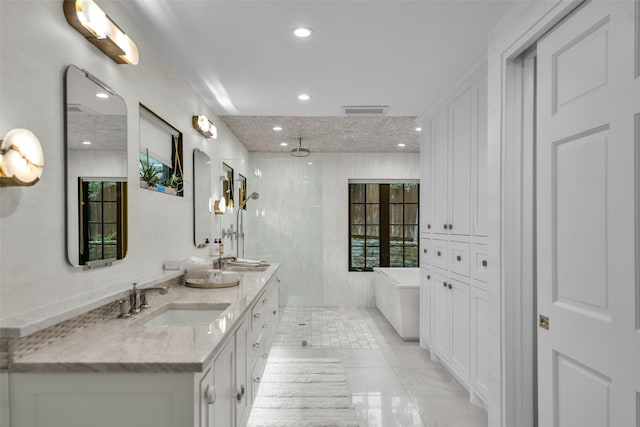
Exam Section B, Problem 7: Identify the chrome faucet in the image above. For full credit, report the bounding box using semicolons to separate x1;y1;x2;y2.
127;283;169;314
212;256;236;270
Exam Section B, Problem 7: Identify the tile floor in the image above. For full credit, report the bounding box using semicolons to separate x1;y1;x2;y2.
269;307;488;427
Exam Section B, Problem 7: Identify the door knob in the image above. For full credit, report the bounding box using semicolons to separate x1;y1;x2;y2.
539;315;549;330
437;251;441;256
236;385;245;402
448;224;453;230
482;260;488;267
448;283;452;289
443;282;447;288
456;255;462;262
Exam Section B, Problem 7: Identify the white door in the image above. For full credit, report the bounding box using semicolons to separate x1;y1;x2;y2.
449;88;473;236
537;1;639;426
431;110;449;235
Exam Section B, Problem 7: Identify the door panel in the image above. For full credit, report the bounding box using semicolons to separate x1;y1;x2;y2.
449;88;472;235
537;2;639;425
431;271;450;360
449;279;470;382
431;110;449;235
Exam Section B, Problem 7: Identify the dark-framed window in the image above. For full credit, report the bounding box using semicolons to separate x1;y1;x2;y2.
349;181;419;271
79;179;127;265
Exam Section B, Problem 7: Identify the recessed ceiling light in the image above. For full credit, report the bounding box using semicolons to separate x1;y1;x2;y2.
82;141;92;145
95;92;109;99
298;94;311;101
273;126;282;131
415;127;422;132
293;27;312;38
280;142;288;146
398;143;406;147
307;162;313;165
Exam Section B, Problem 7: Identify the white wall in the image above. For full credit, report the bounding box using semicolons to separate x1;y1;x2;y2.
246;152;420;307
0;1;249;321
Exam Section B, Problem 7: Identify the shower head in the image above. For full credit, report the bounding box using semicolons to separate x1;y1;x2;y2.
248;192;259;200
291;137;310;157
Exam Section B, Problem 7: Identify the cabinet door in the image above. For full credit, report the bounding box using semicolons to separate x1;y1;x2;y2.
199;366;214;427
472;75;489;237
420;269;431;348
420;118;432;234
471;287;489;401
449;88;472;236
212;337;235;427
235;319;248;427
431;110;449;235
449;279;470;383
431;271;450;360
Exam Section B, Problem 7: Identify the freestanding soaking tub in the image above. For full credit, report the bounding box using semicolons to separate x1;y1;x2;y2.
373;267;420;340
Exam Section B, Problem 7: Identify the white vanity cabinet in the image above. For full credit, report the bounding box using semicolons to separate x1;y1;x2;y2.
9;271;280;427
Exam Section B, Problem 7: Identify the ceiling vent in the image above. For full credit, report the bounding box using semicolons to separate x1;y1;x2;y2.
342;105;389;116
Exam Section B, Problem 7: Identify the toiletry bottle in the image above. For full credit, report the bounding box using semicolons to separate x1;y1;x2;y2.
219;239;224;255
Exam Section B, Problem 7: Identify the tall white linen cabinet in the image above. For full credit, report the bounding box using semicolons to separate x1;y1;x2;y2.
419;67;489;407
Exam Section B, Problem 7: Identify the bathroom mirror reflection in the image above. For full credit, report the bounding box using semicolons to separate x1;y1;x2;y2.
222;162;234;208
65;65;128;267
193;149;212;247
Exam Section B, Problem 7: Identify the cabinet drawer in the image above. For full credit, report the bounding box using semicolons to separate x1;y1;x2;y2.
420;238;431;266
251;352;268;404
471;244;489;283
431;239;448;270
449;241;470;277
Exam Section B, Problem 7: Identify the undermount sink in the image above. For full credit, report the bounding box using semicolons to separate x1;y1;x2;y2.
140;303;231;327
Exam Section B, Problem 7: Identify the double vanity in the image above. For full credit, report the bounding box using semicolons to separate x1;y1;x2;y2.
8;265;279;427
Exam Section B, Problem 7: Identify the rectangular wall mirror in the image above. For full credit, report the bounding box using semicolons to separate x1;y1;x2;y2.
65;65;128;268
193;148;212;247
139;104;183;197
239;174;247;210
223;162;234;209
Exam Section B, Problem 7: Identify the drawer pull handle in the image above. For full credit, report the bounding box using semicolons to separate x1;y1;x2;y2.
437;251;441;257
236;385;245;402
254;313;261;319
273;309;277;315
423;249;427;254
443;282;447;288
427;224;431;229
427;275;431;280
443;224;448;230
262;353;269;359
482;260;488;267
263;298;268;304
456;255;462;262
253;343;260;350
448;224;453;230
262;323;269;329
254;377;261;383
448;283;452;290
205;384;216;405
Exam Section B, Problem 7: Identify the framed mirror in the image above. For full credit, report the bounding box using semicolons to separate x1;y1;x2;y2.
65;65;128;268
193;149;212;247
238;174;247;210
139;104;183;197
222;162;234;209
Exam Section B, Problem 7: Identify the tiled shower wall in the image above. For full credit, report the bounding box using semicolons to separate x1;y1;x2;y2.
246;152;420;308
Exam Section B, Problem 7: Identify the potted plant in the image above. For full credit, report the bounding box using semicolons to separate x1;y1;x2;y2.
139;159;160;188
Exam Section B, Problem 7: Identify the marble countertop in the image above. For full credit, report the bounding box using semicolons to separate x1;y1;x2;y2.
10;265;279;374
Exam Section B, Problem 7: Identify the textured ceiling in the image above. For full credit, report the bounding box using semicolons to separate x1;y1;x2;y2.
219;116;420;153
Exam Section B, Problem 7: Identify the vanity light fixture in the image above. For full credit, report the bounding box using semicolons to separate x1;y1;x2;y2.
63;0;139;65
213;196;227;215
0;129;44;186
193;115;217;139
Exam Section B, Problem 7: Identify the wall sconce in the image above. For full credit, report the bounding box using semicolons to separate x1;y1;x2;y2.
193;115;217;139
63;0;139;65
0;129;44;186
213;197;226;215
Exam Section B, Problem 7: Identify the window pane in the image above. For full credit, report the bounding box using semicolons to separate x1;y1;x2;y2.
351;245;365;269
351;204;365;224
88;224;102;243
404;204;419;224
103;202;117;223
390;225;403;245
350;184;365;203
366;225;379;247
404;183;419;203
87;182;102;201
404;245;419;267
389;183;404;202
103;245;117;260
404;225;418;243
351;225;365;238
103;224;117;242
389;204;403;224
366;204;379;224
103;182;118;201
89;244;102;261
390;246;404;267
366;246;380;268
88;202;102;222
366;184;379;203
351;236;365;248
